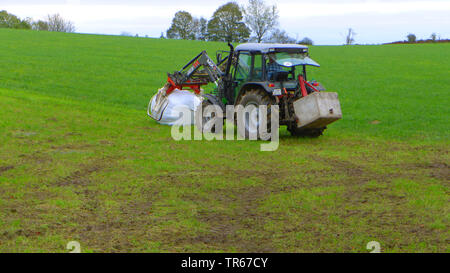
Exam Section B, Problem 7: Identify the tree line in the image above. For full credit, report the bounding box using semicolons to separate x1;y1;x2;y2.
406;33;442;43
0;10;75;32
165;0;314;45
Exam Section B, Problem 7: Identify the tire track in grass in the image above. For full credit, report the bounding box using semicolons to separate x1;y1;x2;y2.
0;165;14;174
191;168;289;252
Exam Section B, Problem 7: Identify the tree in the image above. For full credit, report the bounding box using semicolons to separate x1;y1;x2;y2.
0;10;32;29
46;14;75;32
430;33;437;42
406;33;416;43
0;10;74;32
16;19;31;29
298;37;313;45
207;2;250;43
345;28;356;45
243;0;278;43
195;17;208;41
266;28;296;44
166;11;196;40
19;17;33;29
32;20;49;31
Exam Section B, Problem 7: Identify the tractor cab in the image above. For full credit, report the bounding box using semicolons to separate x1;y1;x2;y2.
231;43;323;102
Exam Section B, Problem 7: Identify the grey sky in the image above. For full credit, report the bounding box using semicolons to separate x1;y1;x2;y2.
2;0;449;44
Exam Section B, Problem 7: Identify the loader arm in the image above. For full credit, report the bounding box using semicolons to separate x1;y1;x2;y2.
166;51;225;95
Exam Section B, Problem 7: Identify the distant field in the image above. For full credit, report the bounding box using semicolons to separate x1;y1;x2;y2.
0;29;448;252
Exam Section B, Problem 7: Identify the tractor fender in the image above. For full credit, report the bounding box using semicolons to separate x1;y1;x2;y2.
235;82;271;105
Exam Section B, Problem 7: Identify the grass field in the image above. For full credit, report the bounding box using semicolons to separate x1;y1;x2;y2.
0;29;448;252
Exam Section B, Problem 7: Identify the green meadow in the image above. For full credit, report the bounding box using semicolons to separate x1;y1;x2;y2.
0;28;448;252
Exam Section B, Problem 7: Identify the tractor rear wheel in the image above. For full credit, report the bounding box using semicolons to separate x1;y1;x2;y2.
235;89;275;140
287;123;325;138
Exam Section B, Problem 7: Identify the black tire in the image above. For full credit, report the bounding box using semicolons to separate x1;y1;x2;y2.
287;123;326;138
195;96;223;134
235;89;275;140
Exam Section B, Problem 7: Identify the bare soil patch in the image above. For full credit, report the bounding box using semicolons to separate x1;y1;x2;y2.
0;165;14;174
55;164;103;186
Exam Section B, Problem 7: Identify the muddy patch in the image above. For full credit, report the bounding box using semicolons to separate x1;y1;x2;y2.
140;127;159;132
51;143;93;150
64;132;83;137
311;155;369;181
99;140;114;146
418;162;449;182
54;164;103;186
397;162;450;182
0;165;14;175
192;186;276;252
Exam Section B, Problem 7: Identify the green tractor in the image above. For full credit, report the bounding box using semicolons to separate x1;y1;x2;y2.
154;43;342;138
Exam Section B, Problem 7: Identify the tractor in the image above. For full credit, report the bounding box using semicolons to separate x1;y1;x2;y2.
150;43;342;138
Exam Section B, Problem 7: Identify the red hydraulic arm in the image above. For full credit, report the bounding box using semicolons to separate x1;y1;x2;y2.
165;51;224;95
298;75;319;97
166;76;204;95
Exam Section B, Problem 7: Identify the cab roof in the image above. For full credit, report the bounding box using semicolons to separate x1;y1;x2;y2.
235;43;308;53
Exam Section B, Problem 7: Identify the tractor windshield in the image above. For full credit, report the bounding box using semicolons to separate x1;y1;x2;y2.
273;52;320;67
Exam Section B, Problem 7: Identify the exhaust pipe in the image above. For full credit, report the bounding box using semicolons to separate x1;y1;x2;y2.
224;42;234;78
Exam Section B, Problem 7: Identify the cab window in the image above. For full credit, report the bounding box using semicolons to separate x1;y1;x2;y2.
250;53;263;81
234;52;251;81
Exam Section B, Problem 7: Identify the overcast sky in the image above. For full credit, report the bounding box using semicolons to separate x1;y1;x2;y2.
2;0;449;44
